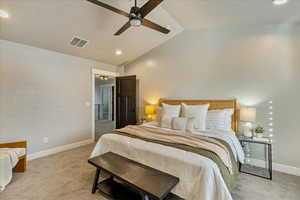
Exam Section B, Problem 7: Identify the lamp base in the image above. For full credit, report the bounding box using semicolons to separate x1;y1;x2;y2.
243;126;253;138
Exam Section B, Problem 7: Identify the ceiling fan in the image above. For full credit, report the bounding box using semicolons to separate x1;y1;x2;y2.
86;0;170;36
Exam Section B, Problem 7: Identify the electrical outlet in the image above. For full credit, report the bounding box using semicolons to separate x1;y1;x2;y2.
43;137;49;144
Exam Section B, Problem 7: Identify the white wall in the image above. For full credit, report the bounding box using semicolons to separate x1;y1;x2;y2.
0;40;117;154
125;24;300;169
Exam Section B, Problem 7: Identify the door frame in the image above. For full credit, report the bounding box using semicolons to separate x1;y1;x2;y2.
92;69;119;142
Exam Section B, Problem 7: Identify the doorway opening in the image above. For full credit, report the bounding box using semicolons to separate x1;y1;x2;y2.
94;74;115;140
95;80;114;121
91;69;137;142
92;69;118;142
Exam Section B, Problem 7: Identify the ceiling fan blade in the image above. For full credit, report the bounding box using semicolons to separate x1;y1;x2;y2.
140;0;164;18
86;0;130;18
142;19;170;34
114;22;131;36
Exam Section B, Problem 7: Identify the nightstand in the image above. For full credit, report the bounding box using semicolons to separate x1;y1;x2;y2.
136;121;145;125
239;136;272;180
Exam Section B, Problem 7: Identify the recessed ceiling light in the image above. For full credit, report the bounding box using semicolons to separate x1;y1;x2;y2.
115;49;122;55
272;0;288;5
0;10;9;18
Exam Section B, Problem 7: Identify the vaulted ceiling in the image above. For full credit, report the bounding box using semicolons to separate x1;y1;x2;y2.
0;0;183;65
1;0;299;66
164;0;300;29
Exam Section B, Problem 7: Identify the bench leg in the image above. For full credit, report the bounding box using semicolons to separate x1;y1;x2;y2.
92;168;101;194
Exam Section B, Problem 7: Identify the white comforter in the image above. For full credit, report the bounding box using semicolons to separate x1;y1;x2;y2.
91;122;244;200
0;148;25;191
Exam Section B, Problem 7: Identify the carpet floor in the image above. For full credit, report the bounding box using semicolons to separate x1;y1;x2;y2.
1;144;299;200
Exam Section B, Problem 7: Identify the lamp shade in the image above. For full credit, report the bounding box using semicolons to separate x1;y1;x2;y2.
240;107;256;122
145;105;155;115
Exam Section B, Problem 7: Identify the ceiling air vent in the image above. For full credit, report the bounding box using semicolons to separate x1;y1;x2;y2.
70;37;88;48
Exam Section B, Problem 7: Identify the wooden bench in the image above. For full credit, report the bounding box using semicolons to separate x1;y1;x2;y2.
88;152;182;200
0;141;27;172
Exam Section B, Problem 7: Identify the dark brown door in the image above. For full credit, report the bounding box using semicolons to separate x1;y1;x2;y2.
116;75;137;128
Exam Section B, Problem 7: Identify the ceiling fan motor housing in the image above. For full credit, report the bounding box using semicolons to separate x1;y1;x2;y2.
130;6;143;21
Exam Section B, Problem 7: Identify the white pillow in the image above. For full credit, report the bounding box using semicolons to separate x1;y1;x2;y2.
173;117;195;133
160;104;180;128
181;103;209;130
206;109;234;131
160;116;173;129
185;117;195;133
162;103;181;118
172;117;187;131
161;117;195;132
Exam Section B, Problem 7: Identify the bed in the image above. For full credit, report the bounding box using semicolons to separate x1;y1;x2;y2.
91;99;244;200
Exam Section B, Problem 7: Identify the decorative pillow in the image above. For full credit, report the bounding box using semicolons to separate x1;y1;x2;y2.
172;117;188;131
161;103;181;118
161;117;195;132
181;103;209;130
185;117;195;133
160;116;173;129
206;109;234;131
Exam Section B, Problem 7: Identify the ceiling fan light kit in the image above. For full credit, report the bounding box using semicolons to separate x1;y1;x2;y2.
130;18;142;27
87;0;170;35
130;6;142;27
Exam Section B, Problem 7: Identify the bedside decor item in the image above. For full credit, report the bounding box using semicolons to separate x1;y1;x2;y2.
254;125;265;138
240;107;256;137
144;105;155;121
137;117;146;125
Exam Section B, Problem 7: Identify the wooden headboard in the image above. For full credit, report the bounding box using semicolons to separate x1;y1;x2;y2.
158;99;238;133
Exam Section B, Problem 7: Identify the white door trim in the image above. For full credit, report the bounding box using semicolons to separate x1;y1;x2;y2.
92;69;119;142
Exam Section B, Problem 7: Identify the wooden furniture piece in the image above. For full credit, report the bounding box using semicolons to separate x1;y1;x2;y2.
116;75;137;129
0;141;27;172
239;136;272;180
88;152;181;200
159;99;238;133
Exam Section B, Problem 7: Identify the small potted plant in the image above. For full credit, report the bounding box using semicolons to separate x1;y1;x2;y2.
254;125;265;138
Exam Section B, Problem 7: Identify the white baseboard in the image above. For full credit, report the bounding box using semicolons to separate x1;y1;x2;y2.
27;139;300;177
249;159;300;177
28;139;94;161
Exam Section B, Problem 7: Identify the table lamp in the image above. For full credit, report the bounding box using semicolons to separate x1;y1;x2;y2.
240;107;256;137
145;105;155;121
